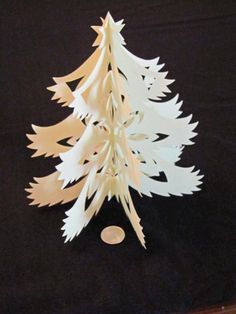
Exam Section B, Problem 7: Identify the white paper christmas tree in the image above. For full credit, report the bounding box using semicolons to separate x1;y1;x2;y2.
26;13;203;248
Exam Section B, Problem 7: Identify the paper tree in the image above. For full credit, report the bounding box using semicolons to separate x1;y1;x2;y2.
26;13;203;248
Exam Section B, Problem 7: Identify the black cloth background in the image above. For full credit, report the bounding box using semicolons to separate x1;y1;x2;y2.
1;1;236;313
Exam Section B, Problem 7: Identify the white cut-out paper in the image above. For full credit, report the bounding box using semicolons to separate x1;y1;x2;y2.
26;13;203;248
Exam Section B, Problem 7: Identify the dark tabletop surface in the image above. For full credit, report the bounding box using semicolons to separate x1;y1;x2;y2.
1;1;236;313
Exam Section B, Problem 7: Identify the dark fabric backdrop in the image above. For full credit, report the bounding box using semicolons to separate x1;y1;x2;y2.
1;1;236;313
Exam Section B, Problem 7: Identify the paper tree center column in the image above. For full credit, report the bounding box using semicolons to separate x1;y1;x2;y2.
26;12;203;248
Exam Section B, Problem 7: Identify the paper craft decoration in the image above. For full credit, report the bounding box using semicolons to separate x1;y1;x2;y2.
26;12;203;248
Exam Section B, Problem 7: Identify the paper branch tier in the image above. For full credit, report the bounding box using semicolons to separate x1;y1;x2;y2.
26;13;203;248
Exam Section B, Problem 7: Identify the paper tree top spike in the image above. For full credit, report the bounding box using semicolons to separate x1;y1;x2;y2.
91;12;126;47
26;13;203;248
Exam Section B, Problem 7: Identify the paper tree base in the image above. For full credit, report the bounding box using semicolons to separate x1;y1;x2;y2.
100;225;125;245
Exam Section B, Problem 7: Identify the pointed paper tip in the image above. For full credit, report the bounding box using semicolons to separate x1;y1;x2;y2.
26;133;33;140
91;25;100;33
52;77;60;83
104;11;116;26
105;11;112;19
33;176;40;183
64;236;69;244
168;79;175;84
46;85;54;91
31;150;41;158
31;124;37;131
38;203;45;208
117;19;124;25
29;200;38;206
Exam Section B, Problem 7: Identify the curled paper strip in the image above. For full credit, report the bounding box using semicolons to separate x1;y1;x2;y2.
26;12;203;248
